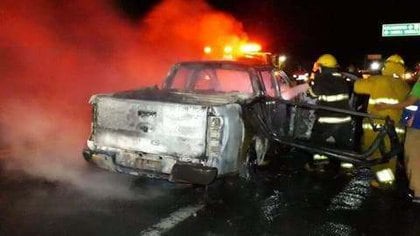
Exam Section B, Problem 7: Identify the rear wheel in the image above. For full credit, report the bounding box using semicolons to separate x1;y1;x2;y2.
239;136;269;180
254;136;269;166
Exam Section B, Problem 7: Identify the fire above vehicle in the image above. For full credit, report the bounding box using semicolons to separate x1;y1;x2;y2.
203;42;262;60
83;60;402;185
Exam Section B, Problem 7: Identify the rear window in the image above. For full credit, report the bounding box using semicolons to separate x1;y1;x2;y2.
169;66;253;94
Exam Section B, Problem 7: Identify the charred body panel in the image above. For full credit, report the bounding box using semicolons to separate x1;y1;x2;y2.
85;95;247;185
84;61;264;185
204;104;245;175
93;97;208;159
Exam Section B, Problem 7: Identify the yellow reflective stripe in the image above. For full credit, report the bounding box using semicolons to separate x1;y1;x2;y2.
340;162;354;169
368;97;399;105
376;168;395;183
395;127;406;134
313;154;328;160
318;116;352;124
318;94;349;102
363;123;405;134
362;123;372;130
405;105;418;111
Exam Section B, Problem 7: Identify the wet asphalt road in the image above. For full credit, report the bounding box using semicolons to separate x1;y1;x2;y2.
1;151;420;236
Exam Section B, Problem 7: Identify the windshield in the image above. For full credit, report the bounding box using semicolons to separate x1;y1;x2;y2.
168;66;254;94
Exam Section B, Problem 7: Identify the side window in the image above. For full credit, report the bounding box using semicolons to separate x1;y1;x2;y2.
260;71;276;97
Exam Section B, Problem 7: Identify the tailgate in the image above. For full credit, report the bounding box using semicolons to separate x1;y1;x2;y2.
92;96;208;158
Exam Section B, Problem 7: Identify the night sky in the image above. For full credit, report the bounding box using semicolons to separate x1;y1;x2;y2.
117;0;419;69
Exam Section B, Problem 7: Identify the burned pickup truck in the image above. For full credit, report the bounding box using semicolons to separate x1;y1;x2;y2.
83;60;402;185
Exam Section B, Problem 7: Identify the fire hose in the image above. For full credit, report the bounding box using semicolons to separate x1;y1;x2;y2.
245;97;403;166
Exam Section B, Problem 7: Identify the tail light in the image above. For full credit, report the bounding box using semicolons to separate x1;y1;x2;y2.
206;116;223;158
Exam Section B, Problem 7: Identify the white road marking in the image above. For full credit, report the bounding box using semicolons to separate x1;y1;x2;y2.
140;204;205;236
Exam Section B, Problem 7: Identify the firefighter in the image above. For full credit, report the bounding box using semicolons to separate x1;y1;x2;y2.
376;78;420;202
354;54;410;185
307;54;354;170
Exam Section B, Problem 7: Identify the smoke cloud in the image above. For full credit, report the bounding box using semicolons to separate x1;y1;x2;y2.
0;0;247;197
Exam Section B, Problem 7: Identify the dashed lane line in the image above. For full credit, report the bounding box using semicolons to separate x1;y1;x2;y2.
140;204;205;236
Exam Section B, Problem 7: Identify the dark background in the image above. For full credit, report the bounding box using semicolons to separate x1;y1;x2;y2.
116;0;420;68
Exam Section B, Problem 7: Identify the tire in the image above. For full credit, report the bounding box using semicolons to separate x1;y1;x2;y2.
239;136;268;180
254;136;269;166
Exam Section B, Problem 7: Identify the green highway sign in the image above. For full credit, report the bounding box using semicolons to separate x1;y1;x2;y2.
382;23;420;37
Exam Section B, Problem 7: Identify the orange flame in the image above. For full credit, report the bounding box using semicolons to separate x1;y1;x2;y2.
203;41;263;60
239;43;262;54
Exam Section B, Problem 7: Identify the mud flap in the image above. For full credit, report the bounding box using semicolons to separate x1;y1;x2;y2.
171;163;218;185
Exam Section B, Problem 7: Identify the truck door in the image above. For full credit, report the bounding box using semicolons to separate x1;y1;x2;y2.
258;70;290;137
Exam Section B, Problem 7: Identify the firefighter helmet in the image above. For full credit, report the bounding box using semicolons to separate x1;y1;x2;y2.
382;54;405;77
316;54;338;68
385;54;404;65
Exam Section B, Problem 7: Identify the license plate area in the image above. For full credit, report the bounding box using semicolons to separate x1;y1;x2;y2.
135;158;162;171
115;152;162;172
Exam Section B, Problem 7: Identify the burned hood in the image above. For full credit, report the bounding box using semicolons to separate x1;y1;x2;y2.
100;87;254;105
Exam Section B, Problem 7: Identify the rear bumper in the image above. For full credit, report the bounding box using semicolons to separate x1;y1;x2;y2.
82;148;217;185
170;163;218;185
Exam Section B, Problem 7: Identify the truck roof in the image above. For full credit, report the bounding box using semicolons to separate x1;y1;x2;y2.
174;60;273;69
